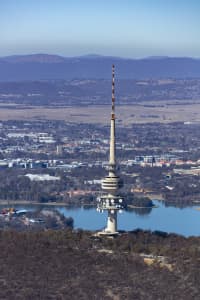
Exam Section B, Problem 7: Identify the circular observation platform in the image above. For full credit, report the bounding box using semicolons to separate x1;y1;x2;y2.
101;175;123;192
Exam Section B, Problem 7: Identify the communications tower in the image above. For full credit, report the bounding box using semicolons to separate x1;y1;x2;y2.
97;65;125;235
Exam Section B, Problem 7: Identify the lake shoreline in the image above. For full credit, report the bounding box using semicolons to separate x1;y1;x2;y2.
0;200;199;236
0;200;73;207
0;200;157;209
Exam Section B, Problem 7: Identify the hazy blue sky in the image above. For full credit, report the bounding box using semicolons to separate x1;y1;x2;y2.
1;0;200;57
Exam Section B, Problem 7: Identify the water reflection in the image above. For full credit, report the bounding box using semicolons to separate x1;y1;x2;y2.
164;202;197;209
128;207;152;216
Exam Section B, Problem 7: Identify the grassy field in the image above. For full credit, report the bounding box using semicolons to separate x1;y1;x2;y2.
0;100;200;125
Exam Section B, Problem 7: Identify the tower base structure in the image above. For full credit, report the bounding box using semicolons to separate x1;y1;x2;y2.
96;194;124;236
105;210;117;233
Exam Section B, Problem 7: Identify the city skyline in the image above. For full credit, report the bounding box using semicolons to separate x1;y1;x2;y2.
1;0;200;58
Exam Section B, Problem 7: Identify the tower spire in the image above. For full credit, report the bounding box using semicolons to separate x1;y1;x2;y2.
109;65;116;168
111;64;115;118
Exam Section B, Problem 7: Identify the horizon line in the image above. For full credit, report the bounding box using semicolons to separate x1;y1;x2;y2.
1;53;200;60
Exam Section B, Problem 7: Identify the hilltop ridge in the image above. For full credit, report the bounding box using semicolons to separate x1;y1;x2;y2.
1;54;200;81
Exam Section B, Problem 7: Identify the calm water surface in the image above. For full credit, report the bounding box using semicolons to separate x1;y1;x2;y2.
1;200;200;237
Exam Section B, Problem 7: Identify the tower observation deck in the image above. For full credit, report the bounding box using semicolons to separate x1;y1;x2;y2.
97;65;125;235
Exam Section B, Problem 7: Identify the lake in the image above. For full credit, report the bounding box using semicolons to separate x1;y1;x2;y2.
1;200;200;237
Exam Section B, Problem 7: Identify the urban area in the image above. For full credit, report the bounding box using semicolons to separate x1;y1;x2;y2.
0;118;200;207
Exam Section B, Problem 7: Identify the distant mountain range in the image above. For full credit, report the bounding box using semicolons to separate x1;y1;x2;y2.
0;53;200;81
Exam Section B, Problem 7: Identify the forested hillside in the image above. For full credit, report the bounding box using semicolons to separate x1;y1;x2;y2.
0;229;199;299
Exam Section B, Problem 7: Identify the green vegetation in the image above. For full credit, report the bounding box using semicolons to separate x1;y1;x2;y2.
125;192;154;207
